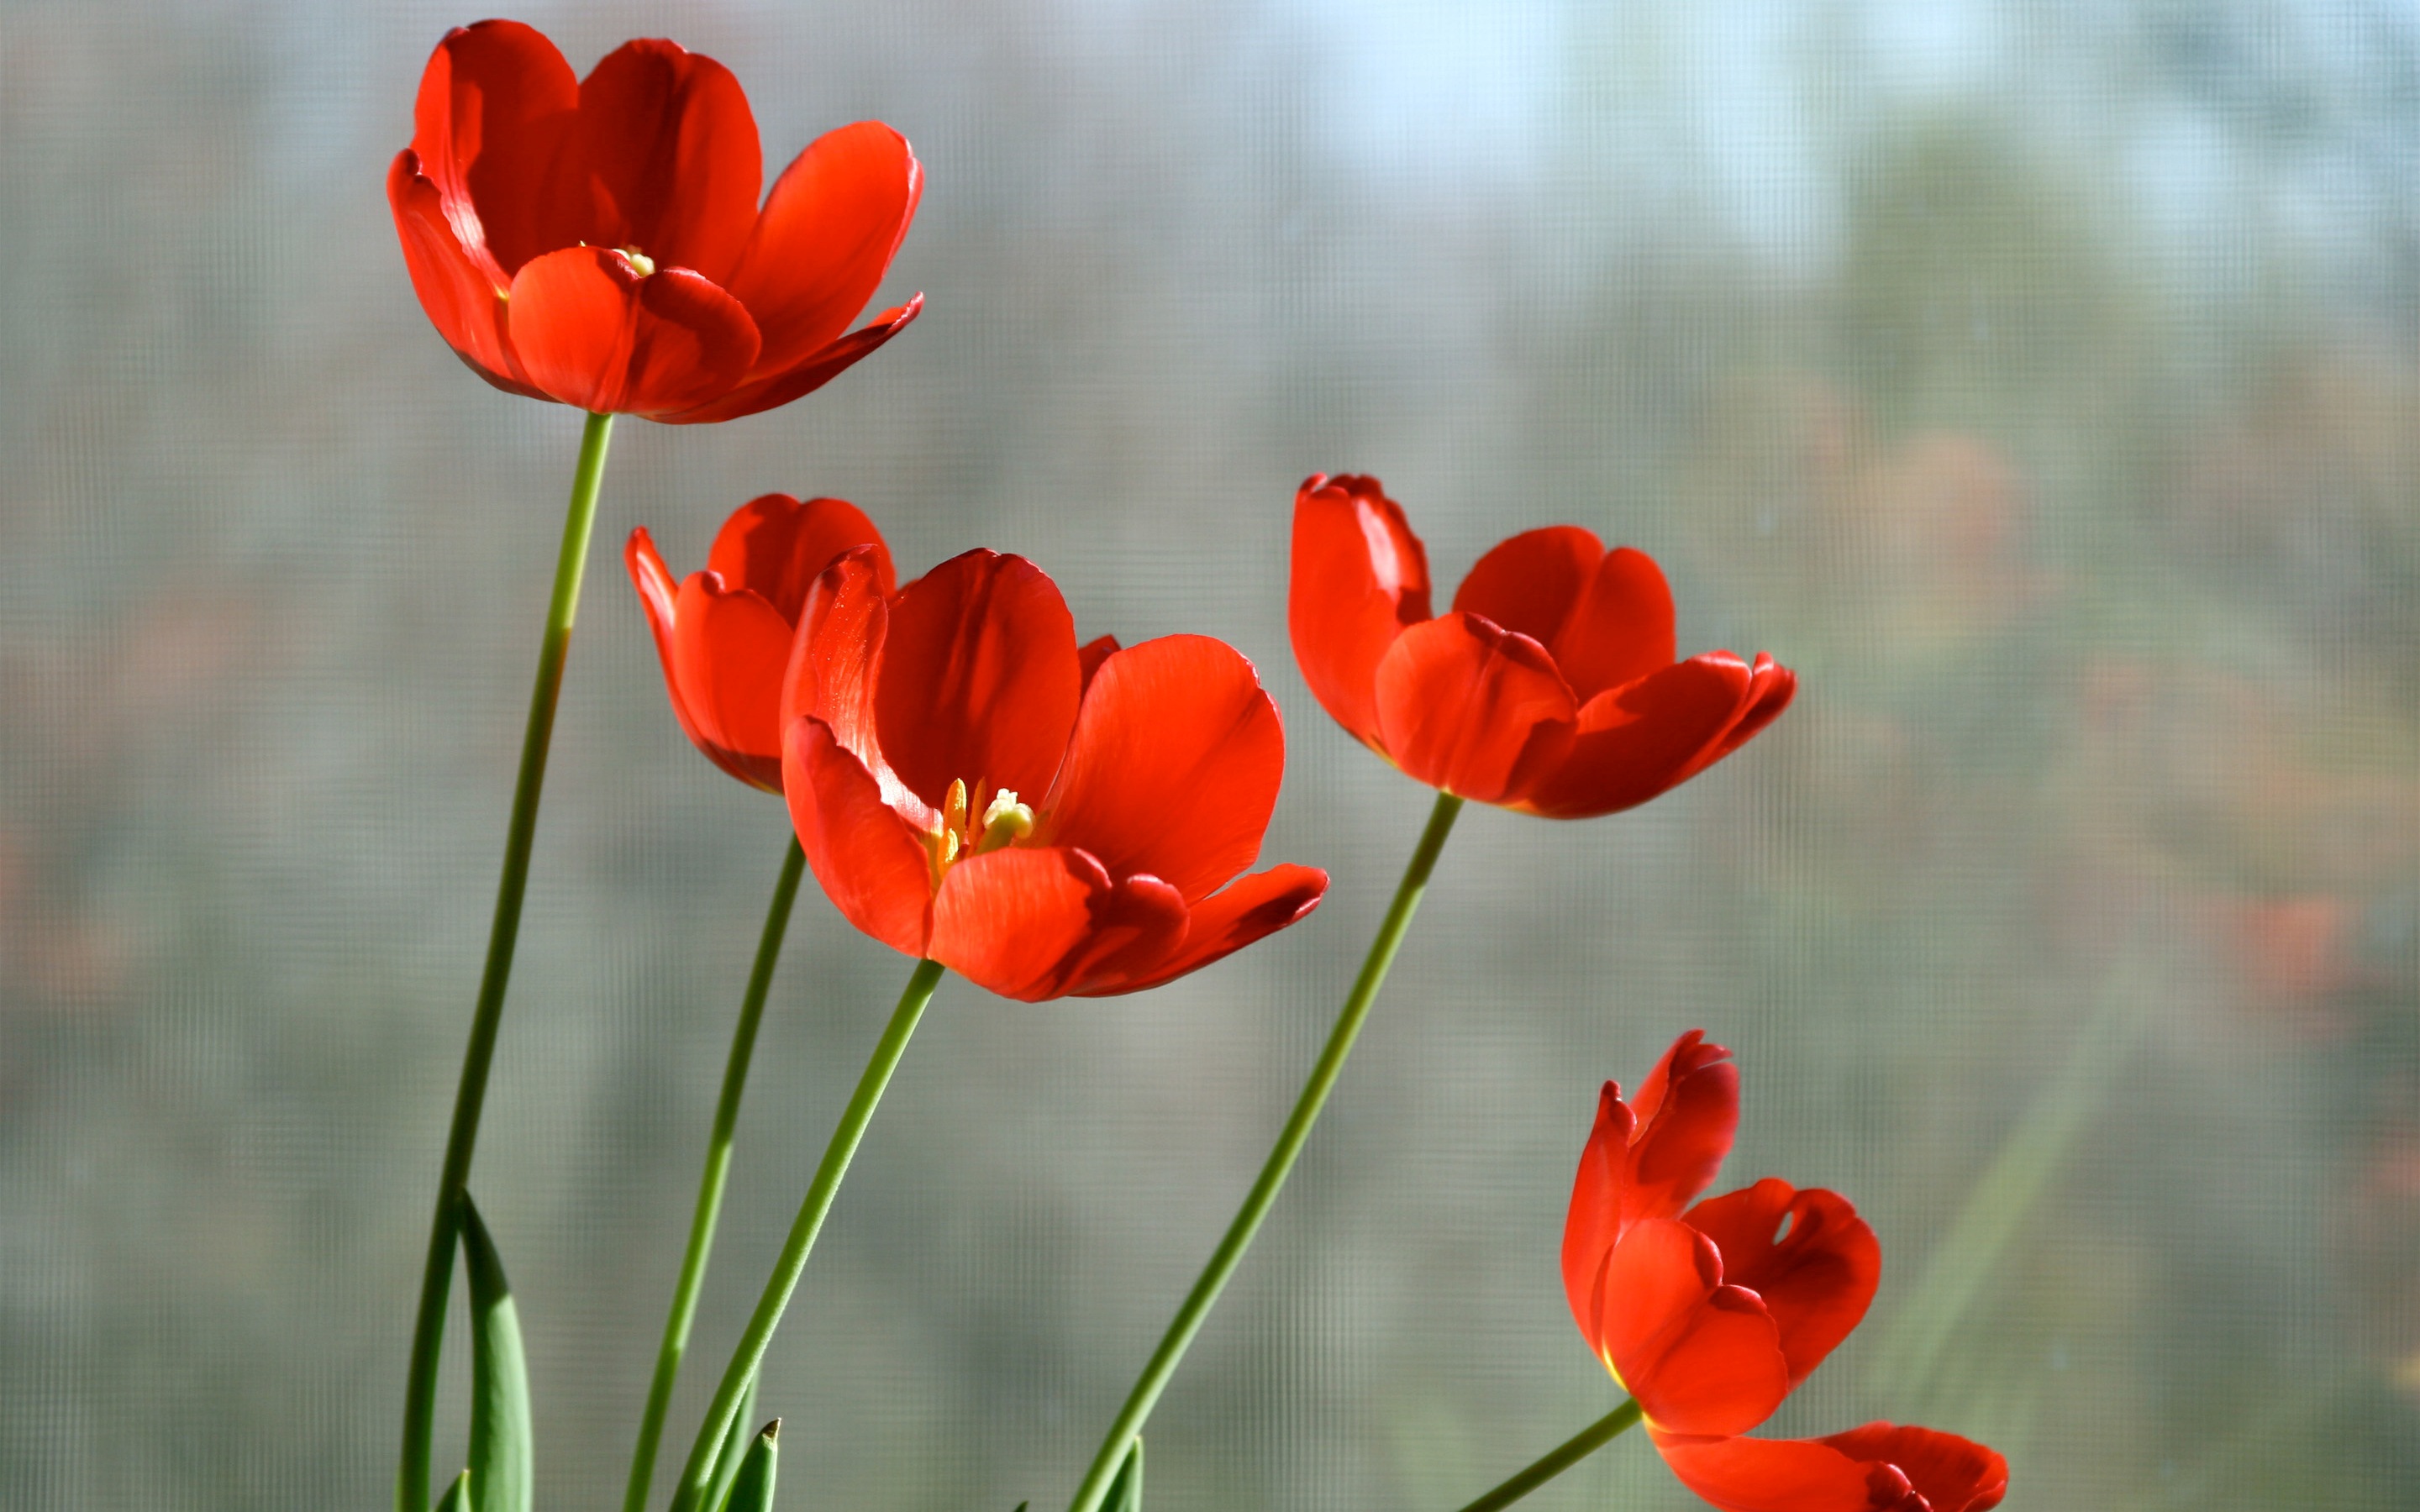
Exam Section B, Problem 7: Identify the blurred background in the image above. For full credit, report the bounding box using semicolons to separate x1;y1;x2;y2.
2;0;2417;1507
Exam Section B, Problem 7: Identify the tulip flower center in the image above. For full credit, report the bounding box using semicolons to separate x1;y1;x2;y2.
921;777;1036;885
619;246;657;277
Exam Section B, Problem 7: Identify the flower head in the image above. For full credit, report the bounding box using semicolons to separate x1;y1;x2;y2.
1289;475;1795;816
628;494;894;790
1562;1035;2006;1511
390;20;923;420
781;547;1328;1000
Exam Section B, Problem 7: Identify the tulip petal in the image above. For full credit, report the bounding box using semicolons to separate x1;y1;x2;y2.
1073;863;1328;996
1598;1220;1790;1438
1047;872;1191;998
929;846;1108;1000
1650;1435;1883;1512
623;268;763;415
507;247;760;415
1563;1082;1639;1344
725;122;923;373
1373;612;1576;804
1552;546;1679;701
389;153;535;396
626;528;716;761
552;39;761;285
1563;1036;1739;1347
1040;636;1285;904
783;717;933;959
876;550;1083;811
1078;635;1122;690
1684;1180;1880;1387
784;552;886;757
1653;1425;2007;1512
1451;525;1603;647
657;297;924;424
1625;1029;1742;1222
410;19;578;278
708;494;893;621
1289;474;1432;747
1514;653;1760;819
1817;1425;2009;1512
668;573;795;790
1701;653;1797;767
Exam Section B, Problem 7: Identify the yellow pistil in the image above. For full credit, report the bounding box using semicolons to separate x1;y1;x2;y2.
922;777;1037;885
976;788;1035;852
619;246;657;277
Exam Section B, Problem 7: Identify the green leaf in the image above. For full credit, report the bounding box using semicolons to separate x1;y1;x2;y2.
719;1420;781;1512
702;1372;760;1512
459;1194;533;1512
434;1468;471;1512
1103;1437;1143;1512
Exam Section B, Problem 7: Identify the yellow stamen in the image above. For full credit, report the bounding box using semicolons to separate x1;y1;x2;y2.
619;246;657;277
923;777;1036;881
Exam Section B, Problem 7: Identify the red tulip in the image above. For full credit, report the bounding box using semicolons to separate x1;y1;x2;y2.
1565;1033;1879;1437
1561;1037;2005;1510
390;20;923;420
628;494;894;790
780;546;1328;1000
1288;475;1795;816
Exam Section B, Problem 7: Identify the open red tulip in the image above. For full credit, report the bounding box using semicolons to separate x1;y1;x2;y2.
1289;475;1796;815
390;20;923;420
628;494;894;790
1560;1038;2004;1509
780;546;1328;1000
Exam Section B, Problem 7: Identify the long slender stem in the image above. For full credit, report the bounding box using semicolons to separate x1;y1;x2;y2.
1447;1399;1641;1512
397;410;616;1512
623;837;809;1512
1064;790;1466;1512
668;957;950;1512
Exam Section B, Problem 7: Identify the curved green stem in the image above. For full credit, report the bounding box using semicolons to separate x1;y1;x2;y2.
397;409;615;1512
1448;1399;1641;1512
668;957;949;1512
623;837;809;1512
1064;791;1465;1512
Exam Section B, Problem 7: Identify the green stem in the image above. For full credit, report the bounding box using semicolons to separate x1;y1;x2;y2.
667;957;950;1512
397;410;615;1512
1064;790;1466;1512
1448;1399;1642;1512
623;837;809;1512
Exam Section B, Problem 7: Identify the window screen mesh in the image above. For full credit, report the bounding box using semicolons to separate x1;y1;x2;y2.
0;3;2415;1508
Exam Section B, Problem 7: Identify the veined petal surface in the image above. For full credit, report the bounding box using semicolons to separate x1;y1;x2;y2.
876;550;1081;810
1040;635;1285;904
1289;474;1430;745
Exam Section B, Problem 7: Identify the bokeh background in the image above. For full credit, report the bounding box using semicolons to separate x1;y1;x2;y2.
3;1;2417;1507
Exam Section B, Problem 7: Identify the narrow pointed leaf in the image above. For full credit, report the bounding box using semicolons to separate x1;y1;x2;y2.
720;1420;781;1512
702;1372;760;1512
460;1195;534;1512
435;1468;471;1512
1103;1438;1143;1512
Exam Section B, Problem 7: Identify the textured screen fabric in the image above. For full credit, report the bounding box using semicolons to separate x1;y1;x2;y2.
2;3;2416;1508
